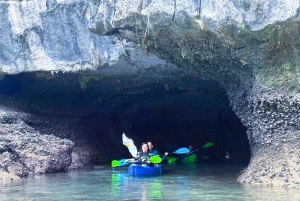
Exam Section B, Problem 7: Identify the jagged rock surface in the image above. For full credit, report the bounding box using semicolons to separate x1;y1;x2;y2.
0;108;74;181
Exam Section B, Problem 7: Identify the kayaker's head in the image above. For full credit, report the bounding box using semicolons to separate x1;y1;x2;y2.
141;142;149;153
147;141;153;151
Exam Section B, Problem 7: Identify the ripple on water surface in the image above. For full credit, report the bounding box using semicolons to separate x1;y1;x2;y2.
0;163;299;201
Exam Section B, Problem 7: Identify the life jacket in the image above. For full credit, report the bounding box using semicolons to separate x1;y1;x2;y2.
135;152;153;165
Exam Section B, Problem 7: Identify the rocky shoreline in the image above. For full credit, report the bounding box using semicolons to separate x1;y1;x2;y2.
0;108;74;182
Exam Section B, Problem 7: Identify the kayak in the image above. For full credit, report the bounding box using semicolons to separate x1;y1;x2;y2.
167;153;198;164
180;153;197;163
128;164;163;177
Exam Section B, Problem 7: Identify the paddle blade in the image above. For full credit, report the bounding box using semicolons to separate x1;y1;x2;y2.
202;142;213;148
149;156;162;163
173;147;190;154
111;160;120;168
122;133;137;157
167;157;178;163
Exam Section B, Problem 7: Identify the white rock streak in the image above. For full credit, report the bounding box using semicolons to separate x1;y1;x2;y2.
7;0;45;35
27;30;55;71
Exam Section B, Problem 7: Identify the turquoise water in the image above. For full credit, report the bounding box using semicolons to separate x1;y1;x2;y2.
0;163;299;201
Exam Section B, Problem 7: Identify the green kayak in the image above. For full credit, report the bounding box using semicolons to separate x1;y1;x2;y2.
180;153;197;163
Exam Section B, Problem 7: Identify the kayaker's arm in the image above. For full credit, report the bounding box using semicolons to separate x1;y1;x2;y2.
161;152;169;161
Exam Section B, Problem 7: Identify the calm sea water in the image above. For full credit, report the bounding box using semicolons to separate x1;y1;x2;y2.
0;162;299;201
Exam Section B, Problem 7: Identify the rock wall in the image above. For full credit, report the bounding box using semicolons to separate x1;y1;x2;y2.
0;0;298;75
236;93;300;187
0;0;300;187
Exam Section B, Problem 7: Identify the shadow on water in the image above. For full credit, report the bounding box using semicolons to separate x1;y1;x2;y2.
0;163;299;201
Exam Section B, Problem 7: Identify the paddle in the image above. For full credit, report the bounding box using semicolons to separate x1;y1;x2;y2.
149;155;162;163
173;147;190;154
111;159;131;168
202;142;213;148
118;159;131;166
161;148;190;163
167;142;214;163
111;156;162;168
171;143;212;155
151;147;190;158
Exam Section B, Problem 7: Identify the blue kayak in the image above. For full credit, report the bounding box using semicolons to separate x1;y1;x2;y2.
128;164;163;177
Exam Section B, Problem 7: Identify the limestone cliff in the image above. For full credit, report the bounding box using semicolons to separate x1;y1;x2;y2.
0;0;300;187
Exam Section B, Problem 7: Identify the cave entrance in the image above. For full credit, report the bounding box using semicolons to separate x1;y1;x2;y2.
0;73;250;165
126;85;251;163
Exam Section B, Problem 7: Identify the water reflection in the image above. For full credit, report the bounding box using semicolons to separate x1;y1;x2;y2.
0;164;299;201
138;181;163;200
149;182;162;199
111;171;163;200
111;172;126;197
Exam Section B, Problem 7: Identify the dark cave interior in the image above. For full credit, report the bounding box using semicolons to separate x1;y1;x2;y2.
0;73;250;165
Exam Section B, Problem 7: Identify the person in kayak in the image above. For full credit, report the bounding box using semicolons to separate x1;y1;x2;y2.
147;141;158;155
148;141;168;161
175;144;199;163
188;144;198;153
126;142;153;165
136;142;153;165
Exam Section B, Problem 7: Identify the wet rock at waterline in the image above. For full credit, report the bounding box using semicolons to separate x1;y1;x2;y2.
0;0;300;187
0;109;74;181
237;93;300;188
0;171;20;183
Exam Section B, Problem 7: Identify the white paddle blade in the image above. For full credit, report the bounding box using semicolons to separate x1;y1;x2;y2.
122;133;137;157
